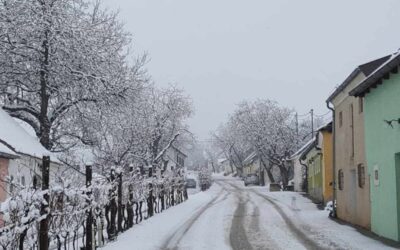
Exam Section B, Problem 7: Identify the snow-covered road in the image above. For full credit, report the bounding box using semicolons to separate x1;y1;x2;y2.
104;177;395;250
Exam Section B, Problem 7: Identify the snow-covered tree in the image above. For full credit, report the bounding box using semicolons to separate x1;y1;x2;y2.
0;0;146;150
85;84;193;174
212;121;249;176
213;99;317;186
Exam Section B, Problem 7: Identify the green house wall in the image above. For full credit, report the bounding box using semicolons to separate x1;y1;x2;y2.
307;148;323;203
364;70;400;241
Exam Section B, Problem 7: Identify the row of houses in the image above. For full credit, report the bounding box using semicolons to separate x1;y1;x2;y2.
295;51;400;242
220;50;400;242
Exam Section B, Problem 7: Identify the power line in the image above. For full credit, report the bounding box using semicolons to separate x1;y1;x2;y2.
314;111;331;118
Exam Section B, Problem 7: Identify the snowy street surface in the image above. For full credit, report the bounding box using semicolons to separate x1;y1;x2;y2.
105;176;394;250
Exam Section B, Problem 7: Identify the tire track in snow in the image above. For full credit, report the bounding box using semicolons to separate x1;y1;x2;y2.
250;190;344;250
225;181;325;250
230;194;253;250
161;184;229;250
226;180;342;250
247;198;279;250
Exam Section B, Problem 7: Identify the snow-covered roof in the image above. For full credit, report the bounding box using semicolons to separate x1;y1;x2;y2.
0;143;18;159
218;158;228;164
316;120;332;132
350;52;400;97
0;108;53;160
327;55;392;102
243;151;258;165
290;138;315;159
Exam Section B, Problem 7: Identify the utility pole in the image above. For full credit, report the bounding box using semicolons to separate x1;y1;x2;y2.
310;109;314;138
295;112;299;137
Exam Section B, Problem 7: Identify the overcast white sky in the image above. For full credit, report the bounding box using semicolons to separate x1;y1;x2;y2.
103;0;400;139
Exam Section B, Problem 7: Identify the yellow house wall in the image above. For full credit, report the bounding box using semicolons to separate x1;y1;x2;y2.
322;130;333;203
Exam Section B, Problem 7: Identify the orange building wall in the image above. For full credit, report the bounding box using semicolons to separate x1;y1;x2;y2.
0;157;9;226
322;131;333;203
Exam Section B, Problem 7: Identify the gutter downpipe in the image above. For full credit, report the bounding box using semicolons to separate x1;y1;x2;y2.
326;101;337;218
299;157;308;193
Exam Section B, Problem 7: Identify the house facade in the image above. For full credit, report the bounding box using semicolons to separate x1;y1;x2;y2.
243;152;260;176
219;159;232;175
326;56;390;229
290;139;314;192
0;108;66;226
0;109;62;202
319;122;333;204
300;122;333;204
164;145;187;173
350;53;400;241
302;141;323;203
242;152;269;186
0;145;18;214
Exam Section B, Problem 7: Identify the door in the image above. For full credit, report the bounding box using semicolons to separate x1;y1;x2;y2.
395;153;400;238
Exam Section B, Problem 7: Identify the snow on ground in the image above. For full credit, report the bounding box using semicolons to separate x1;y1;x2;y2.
104;176;396;250
104;183;231;250
245;185;396;250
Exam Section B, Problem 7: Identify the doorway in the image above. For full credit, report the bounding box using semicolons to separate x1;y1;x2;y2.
395;153;400;239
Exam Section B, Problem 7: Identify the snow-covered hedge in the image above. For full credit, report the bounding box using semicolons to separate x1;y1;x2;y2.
0;165;188;249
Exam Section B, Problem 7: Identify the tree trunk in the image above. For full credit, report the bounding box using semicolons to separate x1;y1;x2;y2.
278;164;289;188
117;173;123;232
38;25;52;150
261;159;275;183
147;183;154;217
39;156;50;250
139;201;143;222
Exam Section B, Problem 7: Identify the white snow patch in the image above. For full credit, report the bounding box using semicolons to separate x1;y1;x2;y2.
0;109;53;159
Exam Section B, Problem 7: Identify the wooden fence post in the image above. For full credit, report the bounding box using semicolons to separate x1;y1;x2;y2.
117;171;123;232
109;169;117;240
39;156;50;250
85;165;93;250
147;183;154;217
127;166;134;228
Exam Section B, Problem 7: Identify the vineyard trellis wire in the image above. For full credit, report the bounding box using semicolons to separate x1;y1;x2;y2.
0;156;189;250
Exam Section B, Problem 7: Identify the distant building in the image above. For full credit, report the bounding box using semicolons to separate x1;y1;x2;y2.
242;152;273;186
0;108;62;224
327;55;390;229
290;139;314;192
218;158;232;175
164;145;187;174
350;52;400;241
300;122;333;204
243;152;260;176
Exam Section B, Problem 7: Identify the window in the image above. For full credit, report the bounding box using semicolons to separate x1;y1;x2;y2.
339;111;343;128
358;97;364;113
358;164;365;188
338;170;344;190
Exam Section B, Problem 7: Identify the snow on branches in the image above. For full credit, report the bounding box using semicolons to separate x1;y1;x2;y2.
0;0;147;150
213;99;315;187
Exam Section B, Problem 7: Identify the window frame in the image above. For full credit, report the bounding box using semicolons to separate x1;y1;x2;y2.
338;169;344;190
339;111;343;128
358;164;365;188
358;97;364;113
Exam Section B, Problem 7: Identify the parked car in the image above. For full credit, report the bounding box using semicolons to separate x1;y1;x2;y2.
186;178;197;189
269;183;281;192
244;174;259;186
